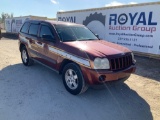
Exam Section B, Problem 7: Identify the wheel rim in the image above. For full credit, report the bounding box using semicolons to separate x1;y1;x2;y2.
65;69;78;90
22;50;28;63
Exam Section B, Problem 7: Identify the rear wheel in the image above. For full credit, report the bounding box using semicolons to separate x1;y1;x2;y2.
62;63;88;95
21;46;33;66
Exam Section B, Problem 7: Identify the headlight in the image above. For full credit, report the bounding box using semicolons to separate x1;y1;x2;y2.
131;52;136;63
94;58;110;69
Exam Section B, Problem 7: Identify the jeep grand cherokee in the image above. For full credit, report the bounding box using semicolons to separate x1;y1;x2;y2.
19;20;136;95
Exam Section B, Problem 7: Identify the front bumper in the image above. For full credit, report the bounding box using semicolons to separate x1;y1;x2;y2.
80;65;136;85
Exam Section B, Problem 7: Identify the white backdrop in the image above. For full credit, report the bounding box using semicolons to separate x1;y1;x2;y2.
5;17;30;33
57;4;160;55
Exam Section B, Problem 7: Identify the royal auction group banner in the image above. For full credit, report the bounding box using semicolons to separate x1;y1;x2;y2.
57;3;160;55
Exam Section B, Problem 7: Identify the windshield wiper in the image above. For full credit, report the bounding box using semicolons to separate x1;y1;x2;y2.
62;39;77;42
79;38;98;41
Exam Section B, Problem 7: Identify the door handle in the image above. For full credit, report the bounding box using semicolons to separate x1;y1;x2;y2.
25;37;31;40
37;41;42;45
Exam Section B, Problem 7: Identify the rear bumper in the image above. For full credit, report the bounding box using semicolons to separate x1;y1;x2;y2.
80;65;136;85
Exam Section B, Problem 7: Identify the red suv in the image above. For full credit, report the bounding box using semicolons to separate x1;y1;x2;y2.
19;20;136;95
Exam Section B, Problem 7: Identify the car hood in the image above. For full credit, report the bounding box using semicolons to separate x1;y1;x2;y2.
63;40;131;57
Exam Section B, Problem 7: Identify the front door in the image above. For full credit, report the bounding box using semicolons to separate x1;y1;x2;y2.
37;23;59;69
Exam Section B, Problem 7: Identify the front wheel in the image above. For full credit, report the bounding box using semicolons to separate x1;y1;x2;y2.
62;63;88;95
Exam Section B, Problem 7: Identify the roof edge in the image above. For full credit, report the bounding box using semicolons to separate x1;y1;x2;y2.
57;1;160;14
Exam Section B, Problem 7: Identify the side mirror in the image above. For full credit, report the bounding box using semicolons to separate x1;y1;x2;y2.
95;34;100;40
42;34;55;42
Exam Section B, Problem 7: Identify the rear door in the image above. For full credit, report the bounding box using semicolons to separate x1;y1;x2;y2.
27;22;42;61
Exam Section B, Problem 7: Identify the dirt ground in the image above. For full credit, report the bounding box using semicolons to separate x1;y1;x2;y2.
0;32;160;120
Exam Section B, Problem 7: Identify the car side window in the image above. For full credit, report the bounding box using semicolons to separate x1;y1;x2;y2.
28;24;39;36
20;22;30;33
40;25;54;40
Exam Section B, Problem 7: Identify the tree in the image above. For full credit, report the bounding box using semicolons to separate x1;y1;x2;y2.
11;13;13;18
0;12;13;23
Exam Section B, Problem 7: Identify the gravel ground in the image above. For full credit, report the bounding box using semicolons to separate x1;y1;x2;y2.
0;32;160;120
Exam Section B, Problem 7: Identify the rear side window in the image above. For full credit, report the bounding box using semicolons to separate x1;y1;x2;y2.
20;22;30;33
29;24;39;36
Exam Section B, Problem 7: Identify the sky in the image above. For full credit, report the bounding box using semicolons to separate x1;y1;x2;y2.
0;0;158;18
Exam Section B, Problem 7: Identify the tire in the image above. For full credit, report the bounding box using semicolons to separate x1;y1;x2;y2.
62;63;88;95
21;46;33;66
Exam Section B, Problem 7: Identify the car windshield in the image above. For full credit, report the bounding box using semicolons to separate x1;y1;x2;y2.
54;24;98;42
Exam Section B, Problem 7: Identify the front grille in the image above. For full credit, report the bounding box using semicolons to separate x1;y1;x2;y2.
110;55;132;70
